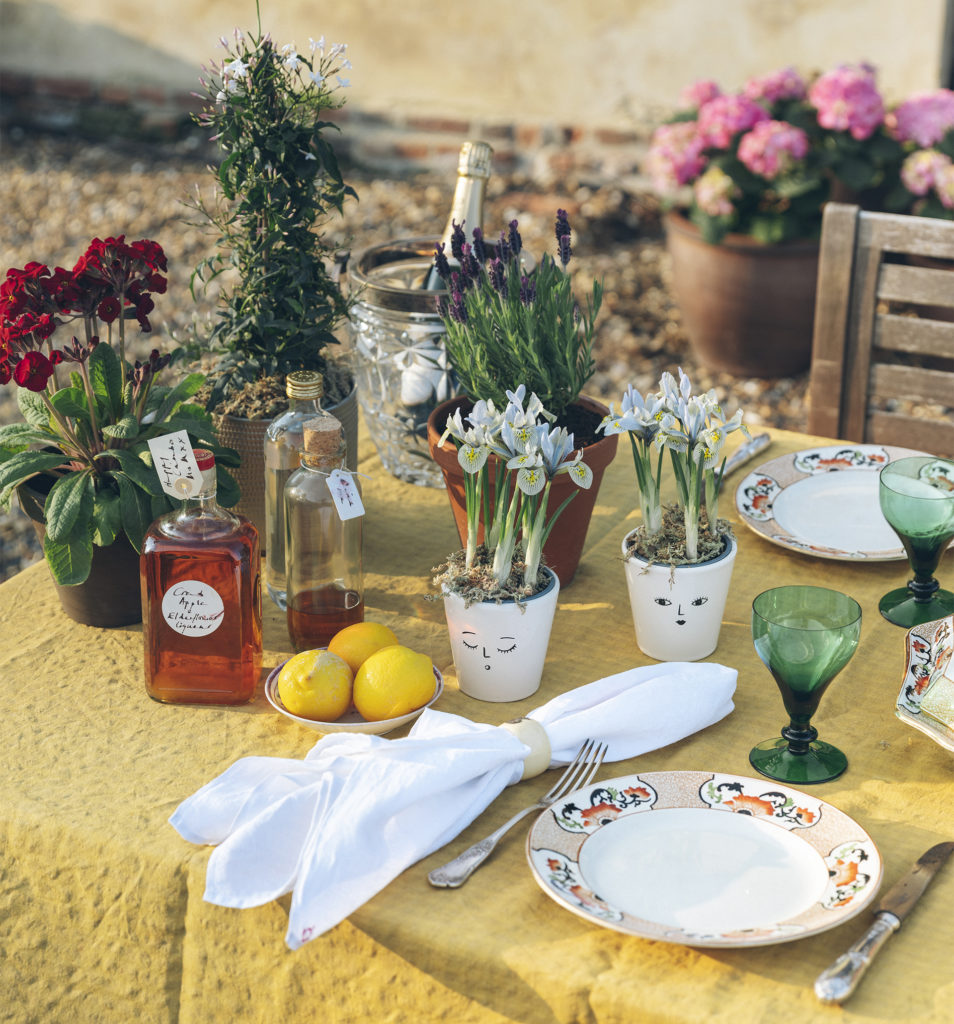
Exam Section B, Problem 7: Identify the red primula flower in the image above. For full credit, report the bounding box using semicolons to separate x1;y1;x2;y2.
12;350;56;392
97;296;121;324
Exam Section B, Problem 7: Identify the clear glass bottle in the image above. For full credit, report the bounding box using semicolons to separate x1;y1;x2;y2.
420;139;493;289
141;449;263;704
264;370;327;609
285;416;364;651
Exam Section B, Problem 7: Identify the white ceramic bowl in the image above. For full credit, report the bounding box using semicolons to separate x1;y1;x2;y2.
264;655;443;735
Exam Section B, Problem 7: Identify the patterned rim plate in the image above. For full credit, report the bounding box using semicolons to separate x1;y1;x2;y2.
527;770;883;948
734;443;934;561
265;657;443;735
897;614;954;753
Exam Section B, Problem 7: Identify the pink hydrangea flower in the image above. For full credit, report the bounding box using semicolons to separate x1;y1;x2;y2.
886;89;954;146
737;120;810;179
901;149;951;196
696;94;769;149
680;79;721;110
645;122;707;193
808;63;884;140
693;166;739;217
743;67;807;105
935;162;954;208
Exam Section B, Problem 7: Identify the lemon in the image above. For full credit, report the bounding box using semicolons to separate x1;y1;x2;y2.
277;649;353;722
328;621;400;674
353;645;435;722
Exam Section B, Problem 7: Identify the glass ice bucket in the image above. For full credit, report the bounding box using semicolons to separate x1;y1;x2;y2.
347;238;455;488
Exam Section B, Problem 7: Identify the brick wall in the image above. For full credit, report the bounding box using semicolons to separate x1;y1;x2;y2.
0;70;651;183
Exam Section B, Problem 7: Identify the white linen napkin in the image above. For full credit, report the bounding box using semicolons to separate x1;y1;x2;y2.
170;661;736;948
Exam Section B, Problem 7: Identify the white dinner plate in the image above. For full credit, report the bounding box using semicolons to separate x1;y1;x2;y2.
897;614;954;754
265;657;443;735
527;770;882;948
735;443;931;560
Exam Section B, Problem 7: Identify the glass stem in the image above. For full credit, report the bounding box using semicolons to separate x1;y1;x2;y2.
781;721;818;755
908;573;940;603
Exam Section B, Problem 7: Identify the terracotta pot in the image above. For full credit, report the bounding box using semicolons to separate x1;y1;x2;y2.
426;395;618;586
442;568;559;702
621;531;738;662
664;210;819;378
213;381;359;545
17;482;142;628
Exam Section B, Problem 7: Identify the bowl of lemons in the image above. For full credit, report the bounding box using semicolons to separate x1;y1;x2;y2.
265;621;443;735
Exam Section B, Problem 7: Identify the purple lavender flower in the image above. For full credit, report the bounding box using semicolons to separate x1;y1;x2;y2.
432;241;452;283
519;274;536;306
508;219;523;256
488;256;506;293
558;233;572;268
496;230;512;265
450;220;467;263
555;209;571;245
450;289;468;323
460;243;480;288
471;226;487;264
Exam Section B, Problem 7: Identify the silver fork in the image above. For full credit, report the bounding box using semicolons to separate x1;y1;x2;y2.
428;738;608;888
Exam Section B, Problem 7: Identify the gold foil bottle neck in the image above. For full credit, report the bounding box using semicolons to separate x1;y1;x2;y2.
285;370;324;401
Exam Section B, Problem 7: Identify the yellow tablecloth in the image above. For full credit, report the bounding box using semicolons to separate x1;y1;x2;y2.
1;425;952;1024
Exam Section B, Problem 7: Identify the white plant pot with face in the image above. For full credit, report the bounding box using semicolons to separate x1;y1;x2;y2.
622;531;738;662
442;568;560;702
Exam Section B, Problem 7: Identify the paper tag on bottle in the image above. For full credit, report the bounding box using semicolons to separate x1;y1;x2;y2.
161;580;225;636
147;431;203;498
328;469;365;520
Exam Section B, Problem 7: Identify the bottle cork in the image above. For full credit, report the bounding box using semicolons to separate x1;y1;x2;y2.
302;415;343;458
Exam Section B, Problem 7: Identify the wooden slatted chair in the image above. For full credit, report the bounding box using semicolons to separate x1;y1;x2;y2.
808;202;954;456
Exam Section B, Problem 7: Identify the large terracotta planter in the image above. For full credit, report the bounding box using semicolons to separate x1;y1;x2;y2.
213;381;359;545
664;210;819;378
426;395;618;586
17;482;142;628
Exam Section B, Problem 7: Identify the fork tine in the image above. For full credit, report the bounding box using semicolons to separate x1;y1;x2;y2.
575;741;607;792
539;738;594;802
550;739;605;801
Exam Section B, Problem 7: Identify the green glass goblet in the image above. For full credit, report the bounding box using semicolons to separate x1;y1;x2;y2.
878;456;954;628
749;586;862;785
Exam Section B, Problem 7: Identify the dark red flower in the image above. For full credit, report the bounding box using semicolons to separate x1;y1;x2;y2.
0;359;10;385
147;273;167;294
135;294;154;332
97;296;121;324
12;350;55;392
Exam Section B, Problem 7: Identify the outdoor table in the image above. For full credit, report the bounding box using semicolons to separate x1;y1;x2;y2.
1;422;952;1024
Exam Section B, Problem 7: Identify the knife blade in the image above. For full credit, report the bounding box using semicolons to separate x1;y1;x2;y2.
716;432;770;492
814;840;954;1005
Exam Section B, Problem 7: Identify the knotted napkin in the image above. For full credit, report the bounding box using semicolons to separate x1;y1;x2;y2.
170;661;736;948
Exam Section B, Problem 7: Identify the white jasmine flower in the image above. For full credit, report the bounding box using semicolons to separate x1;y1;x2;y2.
215;90;227;104
329;42;347;57
309;71;325;86
309;35;325;53
223;58;248;78
336;76;350;88
342;59;353;70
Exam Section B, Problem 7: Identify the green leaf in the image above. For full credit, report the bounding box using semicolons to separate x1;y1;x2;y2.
215;464;241;507
91;487;123;546
0;450;71;494
17;388;51;428
44;470;94;543
88;342;124;417
43;519;93;586
101;415;140;440
102;448;164;495
0;422;56;451
48;386;91;421
116;473;152;553
151;373;206;426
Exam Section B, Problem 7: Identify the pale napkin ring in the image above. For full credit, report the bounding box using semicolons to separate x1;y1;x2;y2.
500;717;551;780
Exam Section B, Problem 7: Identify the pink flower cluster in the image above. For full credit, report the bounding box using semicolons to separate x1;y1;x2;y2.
696;94;768;148
679;79;721;111
646;121;707;194
886;89;954;146
737;120;810;179
808;62;884;140
901;149;954;207
743;66;807;105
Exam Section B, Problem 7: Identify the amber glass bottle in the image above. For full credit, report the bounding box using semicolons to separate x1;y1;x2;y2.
141;449;262;704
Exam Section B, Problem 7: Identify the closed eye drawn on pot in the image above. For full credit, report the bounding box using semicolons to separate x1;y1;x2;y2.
653;595;709;626
459;630;519;668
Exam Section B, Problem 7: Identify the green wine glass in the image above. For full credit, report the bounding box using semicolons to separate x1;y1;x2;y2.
749;586;861;785
878;456;954;628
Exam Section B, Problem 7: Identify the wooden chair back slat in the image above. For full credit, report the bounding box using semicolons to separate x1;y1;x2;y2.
874;314;954;357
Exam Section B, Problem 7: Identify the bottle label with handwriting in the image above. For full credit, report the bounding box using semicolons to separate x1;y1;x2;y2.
147;430;203;498
328;469;365;520
161;580;225;636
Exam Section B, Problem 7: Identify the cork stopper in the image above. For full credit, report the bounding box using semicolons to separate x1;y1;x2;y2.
458;140;493;178
302;415;344;458
286;370;324;400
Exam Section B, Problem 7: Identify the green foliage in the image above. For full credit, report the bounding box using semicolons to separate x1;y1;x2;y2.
190;14;356;408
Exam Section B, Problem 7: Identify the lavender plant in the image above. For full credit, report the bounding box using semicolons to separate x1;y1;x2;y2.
438;386;592;594
434;211;601;421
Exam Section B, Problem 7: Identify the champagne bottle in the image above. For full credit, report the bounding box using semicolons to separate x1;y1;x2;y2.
420;140;493;290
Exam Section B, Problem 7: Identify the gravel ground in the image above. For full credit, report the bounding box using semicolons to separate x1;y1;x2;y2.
0;132;811;583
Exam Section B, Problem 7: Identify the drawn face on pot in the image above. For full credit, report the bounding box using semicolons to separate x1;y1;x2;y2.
651;593;709;628
459;629;518;671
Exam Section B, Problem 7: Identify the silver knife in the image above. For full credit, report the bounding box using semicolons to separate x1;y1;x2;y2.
717;432;770;491
814;840;954;1005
